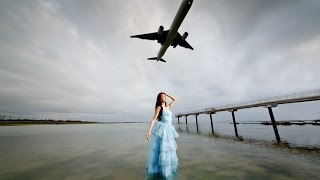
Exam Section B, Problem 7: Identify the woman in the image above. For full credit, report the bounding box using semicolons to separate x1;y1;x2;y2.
146;92;179;179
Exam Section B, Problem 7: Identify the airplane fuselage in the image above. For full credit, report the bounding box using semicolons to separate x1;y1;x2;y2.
157;0;193;60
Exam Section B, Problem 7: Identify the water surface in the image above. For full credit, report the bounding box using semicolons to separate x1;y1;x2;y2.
0;123;319;179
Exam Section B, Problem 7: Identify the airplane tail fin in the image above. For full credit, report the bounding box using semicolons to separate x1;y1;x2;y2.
147;57;166;63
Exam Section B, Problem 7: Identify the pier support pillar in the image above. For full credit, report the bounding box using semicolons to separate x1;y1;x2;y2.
185;115;188;124
195;114;199;133
230;109;239;137
209;112;214;134
195;114;198;126
186;123;189;132
266;106;281;143
177;116;180;124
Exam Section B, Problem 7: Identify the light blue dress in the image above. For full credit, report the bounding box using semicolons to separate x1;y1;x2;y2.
146;109;179;178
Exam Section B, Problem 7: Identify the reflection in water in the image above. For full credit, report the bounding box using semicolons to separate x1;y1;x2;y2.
1;124;319;179
175;123;320;179
176;123;320;155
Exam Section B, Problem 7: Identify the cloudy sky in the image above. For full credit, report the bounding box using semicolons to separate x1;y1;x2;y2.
1;0;320;122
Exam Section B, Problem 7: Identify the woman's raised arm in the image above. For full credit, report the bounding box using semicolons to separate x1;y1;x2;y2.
165;93;177;108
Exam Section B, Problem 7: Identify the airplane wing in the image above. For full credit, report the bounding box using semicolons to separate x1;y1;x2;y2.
176;33;194;50
130;32;158;40
130;30;169;44
178;39;193;50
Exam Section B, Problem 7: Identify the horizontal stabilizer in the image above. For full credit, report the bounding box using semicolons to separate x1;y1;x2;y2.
147;57;166;63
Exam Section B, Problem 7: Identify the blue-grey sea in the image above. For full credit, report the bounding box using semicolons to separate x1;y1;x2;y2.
0;122;319;179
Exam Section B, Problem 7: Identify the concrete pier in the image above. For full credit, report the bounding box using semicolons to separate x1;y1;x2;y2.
175;88;320;142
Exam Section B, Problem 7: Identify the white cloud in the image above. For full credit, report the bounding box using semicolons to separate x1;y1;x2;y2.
0;0;320;121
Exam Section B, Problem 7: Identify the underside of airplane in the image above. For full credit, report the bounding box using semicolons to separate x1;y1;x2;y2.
130;26;194;50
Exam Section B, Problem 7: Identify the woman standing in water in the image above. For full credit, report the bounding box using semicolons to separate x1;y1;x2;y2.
146;92;179;179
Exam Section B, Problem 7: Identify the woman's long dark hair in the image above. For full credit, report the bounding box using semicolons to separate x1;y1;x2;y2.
155;92;167;121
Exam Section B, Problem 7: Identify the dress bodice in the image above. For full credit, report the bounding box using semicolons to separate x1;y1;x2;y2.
161;109;173;124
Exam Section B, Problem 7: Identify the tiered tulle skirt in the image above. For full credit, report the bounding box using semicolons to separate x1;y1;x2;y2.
146;121;179;178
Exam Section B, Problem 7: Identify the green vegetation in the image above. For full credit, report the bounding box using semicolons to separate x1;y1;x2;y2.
0;119;97;126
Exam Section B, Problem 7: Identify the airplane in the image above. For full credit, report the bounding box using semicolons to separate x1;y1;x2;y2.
130;0;193;63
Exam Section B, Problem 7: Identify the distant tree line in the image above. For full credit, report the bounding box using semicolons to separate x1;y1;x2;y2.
0;115;97;125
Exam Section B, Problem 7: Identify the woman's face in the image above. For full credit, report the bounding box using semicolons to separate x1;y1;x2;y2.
160;93;166;103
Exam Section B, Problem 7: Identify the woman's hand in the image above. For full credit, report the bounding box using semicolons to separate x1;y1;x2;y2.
146;131;151;141
164;92;176;100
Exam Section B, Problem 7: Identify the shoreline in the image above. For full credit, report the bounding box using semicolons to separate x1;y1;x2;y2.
0;119;148;126
0;119;97;126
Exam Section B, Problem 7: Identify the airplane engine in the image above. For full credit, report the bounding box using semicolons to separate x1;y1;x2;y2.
182;32;188;40
158;26;164;35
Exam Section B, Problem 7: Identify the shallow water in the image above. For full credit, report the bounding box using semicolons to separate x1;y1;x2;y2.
177;118;320;147
0;123;319;179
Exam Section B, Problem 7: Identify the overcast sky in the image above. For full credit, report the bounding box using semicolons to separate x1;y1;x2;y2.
1;0;320;122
